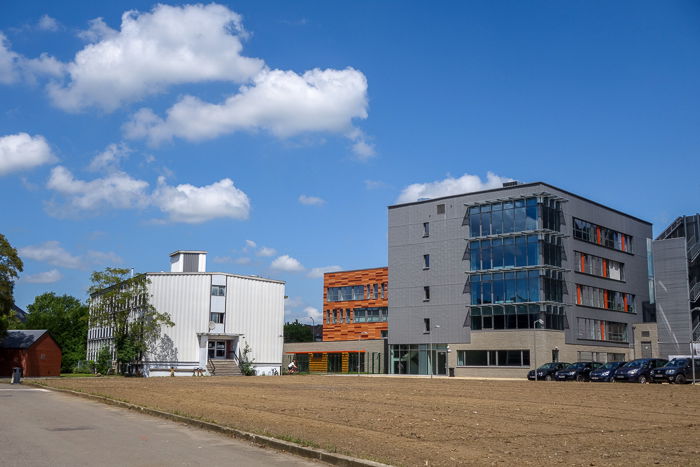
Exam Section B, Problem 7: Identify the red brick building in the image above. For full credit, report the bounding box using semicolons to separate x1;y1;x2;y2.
323;267;388;341
0;330;62;377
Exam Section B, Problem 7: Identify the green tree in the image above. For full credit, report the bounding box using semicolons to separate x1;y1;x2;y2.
284;319;313;343
88;267;174;373
24;293;89;373
0;234;23;337
239;342;256;376
95;345;112;375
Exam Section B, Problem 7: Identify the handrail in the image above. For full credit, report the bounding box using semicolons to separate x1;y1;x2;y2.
690;281;700;304
207;358;216;375
688;240;700;264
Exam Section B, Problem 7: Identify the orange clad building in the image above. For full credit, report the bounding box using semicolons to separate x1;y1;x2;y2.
323;267;388;341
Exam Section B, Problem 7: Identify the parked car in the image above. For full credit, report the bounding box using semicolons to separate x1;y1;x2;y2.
613;358;668;383
527;362;571;381
589;361;626;382
650;358;700;384
554;361;603;382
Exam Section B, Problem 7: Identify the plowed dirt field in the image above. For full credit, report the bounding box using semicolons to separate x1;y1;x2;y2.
37;376;700;466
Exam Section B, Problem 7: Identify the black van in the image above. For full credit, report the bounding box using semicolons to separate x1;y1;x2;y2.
650;358;700;384
613;358;668;383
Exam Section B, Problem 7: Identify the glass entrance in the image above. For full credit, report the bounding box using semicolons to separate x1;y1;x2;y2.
208;340;227;359
437;351;447;375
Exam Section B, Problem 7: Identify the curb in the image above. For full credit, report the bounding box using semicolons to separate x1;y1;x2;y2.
28;382;390;467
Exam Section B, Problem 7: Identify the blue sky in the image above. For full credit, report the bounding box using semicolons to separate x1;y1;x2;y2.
2;1;699;323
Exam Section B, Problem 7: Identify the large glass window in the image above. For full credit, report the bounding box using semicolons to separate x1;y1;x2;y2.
468;270;544;305
457;349;530;367
573;218;632;253
469;235;544;271
577;318;628;343
352;307;387;323
575;251;624;280
470;304;564;330
576;285;635;312
468;197;546;237
327;285;366;302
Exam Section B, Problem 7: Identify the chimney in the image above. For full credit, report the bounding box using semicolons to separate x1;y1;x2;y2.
169;250;207;273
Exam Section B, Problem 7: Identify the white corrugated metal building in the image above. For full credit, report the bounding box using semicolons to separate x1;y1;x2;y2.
86;250;285;376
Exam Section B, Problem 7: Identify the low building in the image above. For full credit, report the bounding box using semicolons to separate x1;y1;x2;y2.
653;214;700;358
0;330;61;377
87;250;285;376
283;267;389;373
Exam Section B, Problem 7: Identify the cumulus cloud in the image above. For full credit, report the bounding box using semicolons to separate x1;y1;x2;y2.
152;176;250;223
257;247;276;257
19;241;83;268
245;239;257;249
48;4;264;112
271;255;304;272
307;265;342;278
21;269;62;284
0;33;20;84
124;67;368;147
87;142;131;172
304;306;322;322
0;133;57;176
298;194;325;206
46;166;149;215
0;33;65;85
396;172;513;204
37;15;60;32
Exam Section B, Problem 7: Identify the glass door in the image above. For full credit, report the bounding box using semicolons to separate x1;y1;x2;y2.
208;340;227;359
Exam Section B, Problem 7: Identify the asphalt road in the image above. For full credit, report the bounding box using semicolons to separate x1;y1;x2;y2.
0;383;318;467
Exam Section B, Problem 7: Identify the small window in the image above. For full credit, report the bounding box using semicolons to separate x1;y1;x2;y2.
211;285;226;296
423;254;430;269
641;330;650;337
381;330;388;338
423;286;431;301
210;313;224;324
423;222;430;237
424;318;431;333
437;204;445;215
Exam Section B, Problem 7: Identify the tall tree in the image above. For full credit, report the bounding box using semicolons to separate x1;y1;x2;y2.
24;293;89;373
88;267;173;372
284;320;313;343
0;234;23;336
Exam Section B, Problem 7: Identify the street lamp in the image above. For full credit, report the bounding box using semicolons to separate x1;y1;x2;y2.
430;324;441;379
533;319;544;381
306;316;316;341
357;331;368;376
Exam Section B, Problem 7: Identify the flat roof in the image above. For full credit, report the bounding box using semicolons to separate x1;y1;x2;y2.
146;271;285;285
169;250;207;256
388;181;651;225
324;266;388;276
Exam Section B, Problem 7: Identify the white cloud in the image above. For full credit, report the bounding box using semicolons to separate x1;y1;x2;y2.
49;4;264;112
37;15;60;32
0;133;57;176
124;67;369;147
86;250;123;265
0;33;20;84
298;194;325;206
88;142;131;172
271;255;304;272
0;33;64;85
22;269;62;284
19;241;83;268
257;247;276;257
46;166;149;215
396;172;513;204
304;306;322;322
152;176;250;223
245;239;257;249
307;265;342;278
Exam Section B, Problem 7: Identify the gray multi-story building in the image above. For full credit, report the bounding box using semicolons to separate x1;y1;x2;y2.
388;181;654;377
653;214;700;358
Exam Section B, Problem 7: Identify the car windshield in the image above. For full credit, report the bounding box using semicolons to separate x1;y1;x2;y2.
623;360;645;368
538;363;558;370
602;362;621;370
667;358;688;368
570;362;587;369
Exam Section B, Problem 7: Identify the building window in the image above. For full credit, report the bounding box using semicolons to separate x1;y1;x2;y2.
423;222;430;237
468;270;542;305
423;286;431;301
352;307;387;323
467;197;542;237
424;318;431;333
468;234;544;271
576;284;635;313
437;204;445;215
575;251;625;280
470;304;564;331
457;349;530;367
210;312;224;324
577;351;626;363
211;285;226;296
327;285;366;302
423;254;430;269
641;330;650;337
577;318;628;343
573;218;632;253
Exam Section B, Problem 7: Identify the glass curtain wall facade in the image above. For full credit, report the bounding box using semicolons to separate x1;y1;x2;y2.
465;196;566;331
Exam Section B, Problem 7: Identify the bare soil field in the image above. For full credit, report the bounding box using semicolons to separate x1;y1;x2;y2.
35;376;700;466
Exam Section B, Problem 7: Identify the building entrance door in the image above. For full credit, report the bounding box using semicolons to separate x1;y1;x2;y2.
208;340;227;359
437;351;447;375
641;342;652;358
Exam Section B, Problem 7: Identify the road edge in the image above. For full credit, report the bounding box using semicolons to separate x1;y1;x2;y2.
27;382;390;467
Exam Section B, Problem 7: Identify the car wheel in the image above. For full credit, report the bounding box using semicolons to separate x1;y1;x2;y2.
545;375;553;381
576;374;584;382
638;375;648;384
675;374;687;385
